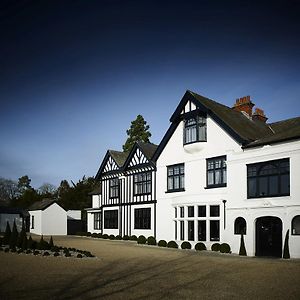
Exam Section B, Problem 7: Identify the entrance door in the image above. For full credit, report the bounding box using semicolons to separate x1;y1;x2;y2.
256;216;282;258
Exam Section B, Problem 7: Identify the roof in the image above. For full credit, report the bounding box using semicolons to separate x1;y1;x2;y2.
28;198;66;211
0;206;29;217
108;150;129;167
137;141;158;160
153;90;300;160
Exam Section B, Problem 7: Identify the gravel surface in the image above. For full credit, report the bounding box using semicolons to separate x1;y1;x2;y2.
1;235;300;299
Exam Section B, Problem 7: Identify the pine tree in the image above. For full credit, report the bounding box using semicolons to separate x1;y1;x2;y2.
27;235;33;249
122;115;151;152
3;221;11;245
49;236;54;248
283;229;290;259
9;220;18;249
17;224;27;248
239;233;247;256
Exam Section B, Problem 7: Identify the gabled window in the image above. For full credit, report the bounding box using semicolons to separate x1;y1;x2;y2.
109;178;119;199
133;172;151;195
247;158;290;198
94;212;101;230
206;156;227;188
134;208;151;229
167;164;185;192
104;210;118;229
184;115;207;144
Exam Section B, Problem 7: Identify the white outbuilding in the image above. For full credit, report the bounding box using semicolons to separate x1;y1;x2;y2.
28;198;67;235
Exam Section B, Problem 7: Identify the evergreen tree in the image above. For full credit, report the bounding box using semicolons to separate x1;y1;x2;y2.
3;221;11;245
9;220;18;249
283;230;290;259
239;233;247;256
21;234;28;250
122;115;151;152
27;235;33;249
17;224;27;248
49;236;54;248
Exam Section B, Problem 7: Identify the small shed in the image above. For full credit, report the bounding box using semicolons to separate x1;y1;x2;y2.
0;206;29;232
28;199;67;235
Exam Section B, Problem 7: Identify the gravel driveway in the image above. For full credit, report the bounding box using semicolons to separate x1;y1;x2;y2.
1;235;300;299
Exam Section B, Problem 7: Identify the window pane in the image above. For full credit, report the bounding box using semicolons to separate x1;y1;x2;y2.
180;221;184;240
198;206;206;217
210;205;220;217
207;171;214;185
210;220;220;241
292;216;300;235
269;175;279;195
175;207;177;218
281;174;290;194
188;221;194;241
188;206;194;217
248;178;256;197
175;221;177;239
180;207;184;218
215;169;222;184
258;177;268;196
198;220;206;241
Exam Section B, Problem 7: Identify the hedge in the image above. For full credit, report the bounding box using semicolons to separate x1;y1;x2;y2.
195;242;206;251
158;240;167;247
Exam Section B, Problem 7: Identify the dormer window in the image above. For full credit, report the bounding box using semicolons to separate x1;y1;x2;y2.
184;115;206;144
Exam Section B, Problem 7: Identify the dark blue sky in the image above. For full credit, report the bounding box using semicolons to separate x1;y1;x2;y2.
1;0;299;188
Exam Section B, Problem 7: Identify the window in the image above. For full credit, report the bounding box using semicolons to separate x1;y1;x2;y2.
198;220;206;241
292;215;300;235
198;205;206;217
134;172;151;195
207;156;227;188
180;206;184;218
31;215;34;229
134;208;151;229
210;220;220;241
109;178;119;199
184;115;207;144
247;158;290;198
234;217;246;234
180;221;184;240
175;221;177;240
188;206;194;217
210;205;220;217
188;221;194;241
167;164;185;192
94;212;101;230
104;210;118;229
175;207;177;218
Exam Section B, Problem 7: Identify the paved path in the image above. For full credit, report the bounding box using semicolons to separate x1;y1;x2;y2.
1;235;300;299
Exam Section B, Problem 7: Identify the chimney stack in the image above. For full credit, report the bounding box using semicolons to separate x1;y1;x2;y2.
232;96;255;117
252;107;268;123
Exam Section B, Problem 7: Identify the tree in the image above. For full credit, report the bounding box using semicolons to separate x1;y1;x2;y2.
38;183;57;196
3;221;11;245
239;233;247;256
0;177;19;205
17;175;32;193
9;220;18;249
122;115;151;152
58;180;70;198
283;230;290;259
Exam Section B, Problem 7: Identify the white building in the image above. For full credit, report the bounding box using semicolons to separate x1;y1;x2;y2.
88;90;300;258
28;198;67;235
86;142;157;237
154;90;300;258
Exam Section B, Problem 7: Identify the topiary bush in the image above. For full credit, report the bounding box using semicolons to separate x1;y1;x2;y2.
239;234;247;256
167;241;178;249
130;235;137;241
102;234;109;239
77;254;83;258
283;230;290;259
3;221;11;245
43;251;50;256
211;243;220;252
4;248;9;253
181;241;192;250
158;240;167;247
195;242;206;251
115;235;122;240
91;233;98;238
86;232;92;237
220;243;231;253
26;249;32;254
109;234;115;240
9;221;18;249
53;252;60;257
147;236;156;245
96;233;102;238
137;235;147;244
122;235;130;240
33;250;40;255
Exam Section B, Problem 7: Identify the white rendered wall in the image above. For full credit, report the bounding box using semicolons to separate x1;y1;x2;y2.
92;194;101;208
67;210;81;220
29;210;42;235
41;203;67;235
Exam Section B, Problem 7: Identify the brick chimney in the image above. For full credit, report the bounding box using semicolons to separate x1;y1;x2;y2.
232;96;255;117
252;107;268;123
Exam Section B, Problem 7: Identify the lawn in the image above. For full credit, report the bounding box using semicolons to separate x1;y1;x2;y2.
1;235;300;299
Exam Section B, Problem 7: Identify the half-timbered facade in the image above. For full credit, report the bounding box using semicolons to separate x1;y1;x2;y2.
87;142;157;237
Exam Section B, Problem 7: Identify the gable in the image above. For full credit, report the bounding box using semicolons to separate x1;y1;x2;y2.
128;147;149;167
103;155;119;172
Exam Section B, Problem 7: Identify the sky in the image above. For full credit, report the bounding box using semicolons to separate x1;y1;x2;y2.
0;0;300;189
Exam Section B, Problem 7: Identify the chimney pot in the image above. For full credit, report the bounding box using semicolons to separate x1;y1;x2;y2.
232;96;255;117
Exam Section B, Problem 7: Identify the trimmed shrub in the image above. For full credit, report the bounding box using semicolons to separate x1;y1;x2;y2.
26;249;32;254
97;233;103;238
17;249;23;254
195;242;206;251
147;236;156;245
4;248;9;253
158;240;167;247
3;221;11;245
33;250;40;255
9;221;18;249
181;241;191;250
283;230;290;259
122;235;130;241
109;234;115;240
86;232;92;237
43;251;50;256
91;233;98;238
53;252;60;257
137;235;147;244
239;234;247;256
167;241;178;249
10;247;17;253
27;235;33;249
0;247;3;251
102;234;109;239
220;243;231;253
65;252;71;257
77;254;83;258
38;235;50;250
130;235;137;241
49;236;54;248
115;235;122;240
211;243;220;252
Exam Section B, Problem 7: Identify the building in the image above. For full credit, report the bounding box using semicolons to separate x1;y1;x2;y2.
88;90;300;258
86;142;157;237
28;198;67;235
0;206;29;232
